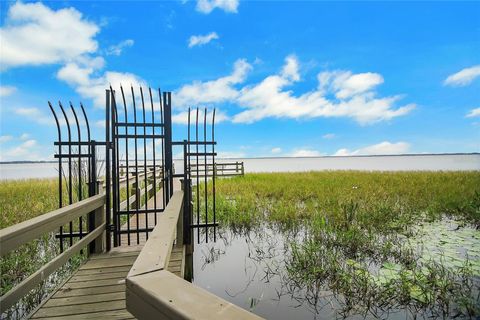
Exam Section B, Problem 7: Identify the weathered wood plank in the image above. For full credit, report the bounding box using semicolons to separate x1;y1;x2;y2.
34;309;135;320
53;284;125;298
89;250;141;260
44;292;125;307
128;191;183;277
63;278;126;289
79;256;138;270
32;300;126;318
75;265;131;276
0;194;105;256
70;271;129;282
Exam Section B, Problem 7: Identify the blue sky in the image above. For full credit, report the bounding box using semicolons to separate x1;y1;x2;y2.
0;0;479;161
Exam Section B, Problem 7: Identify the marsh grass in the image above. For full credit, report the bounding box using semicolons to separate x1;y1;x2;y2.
195;171;480;318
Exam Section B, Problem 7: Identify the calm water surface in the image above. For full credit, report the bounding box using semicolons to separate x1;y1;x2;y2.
2;154;478;180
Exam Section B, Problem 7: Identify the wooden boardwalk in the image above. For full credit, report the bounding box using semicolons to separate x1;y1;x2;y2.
30;183;185;319
30;244;184;319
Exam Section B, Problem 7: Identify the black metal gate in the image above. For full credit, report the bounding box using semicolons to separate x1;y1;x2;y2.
50;85;218;252
104;86;173;248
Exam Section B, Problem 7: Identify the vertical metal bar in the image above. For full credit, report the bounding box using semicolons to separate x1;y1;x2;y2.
203;108;208;243
105;90;112;250
88;140;97;254
48;102;64;252
59;102;73;247
159;89;166;210
195;108;200;243
70;103;84;245
186;107;191;245
148;88;157;224
120;86;130;245
140;87;148;239
183;140;189;245
131;86;140;245
110;88;118;246
164;92;173;201
212;109;216;242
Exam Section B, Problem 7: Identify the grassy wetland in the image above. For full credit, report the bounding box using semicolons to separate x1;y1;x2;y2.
196;171;480;319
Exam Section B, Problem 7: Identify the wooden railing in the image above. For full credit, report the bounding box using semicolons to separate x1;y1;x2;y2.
0;187;106;313
125;190;263;320
190;161;244;178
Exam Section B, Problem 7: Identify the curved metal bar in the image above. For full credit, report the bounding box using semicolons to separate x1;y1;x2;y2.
70;103;82;202
48;102;64;252
120;86;131;245
140;87;148;239
212;108;216;242
70;102;84;240
58;101;74;246
80;103;91;196
131;86;140;244
148;87;157;223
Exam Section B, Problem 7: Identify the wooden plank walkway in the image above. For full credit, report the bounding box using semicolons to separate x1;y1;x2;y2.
30;245;185;319
30;181;185;319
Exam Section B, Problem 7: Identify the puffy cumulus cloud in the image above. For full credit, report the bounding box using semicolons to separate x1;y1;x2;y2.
196;0;239;14
444;65;480;87
174;59;252;107
232;56;415;125
0;139;47;161
0;2;99;70
57;62;147;108
13;107;52;125
188;32;219;48
0;86;17;97
0;135;13;143
334;141;410;156
106;39;134;56
466;108;480;118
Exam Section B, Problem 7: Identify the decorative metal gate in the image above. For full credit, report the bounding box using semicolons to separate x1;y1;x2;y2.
50;86;218;252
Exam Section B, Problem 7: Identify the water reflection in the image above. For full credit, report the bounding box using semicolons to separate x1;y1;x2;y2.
192;223;480;319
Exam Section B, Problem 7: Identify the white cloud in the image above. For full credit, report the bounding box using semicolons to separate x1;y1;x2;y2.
0;86;17;97
57;62;147;108
0;135;13;143
0;2;99;70
271;147;282;154
322;133;336;139
334;141;410;156
466;108;480;118
174;58;252;107
196;0;239;14
20;133;30;140
290;149;322;157
0;139;46;161
188;32;219;48
232;55;415;124
444;65;480;87
171;108;229;124
107;39;134;56
13;107;52;125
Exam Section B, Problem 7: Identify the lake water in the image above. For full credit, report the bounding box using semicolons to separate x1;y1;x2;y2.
1;154;478;180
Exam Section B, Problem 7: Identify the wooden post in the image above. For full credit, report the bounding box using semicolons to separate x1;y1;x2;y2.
93;180;105;254
241;162;244;176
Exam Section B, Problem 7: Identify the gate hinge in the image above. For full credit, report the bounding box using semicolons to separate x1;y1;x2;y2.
107;224;116;232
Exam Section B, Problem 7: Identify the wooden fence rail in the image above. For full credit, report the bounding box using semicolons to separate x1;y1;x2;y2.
0;186;106;313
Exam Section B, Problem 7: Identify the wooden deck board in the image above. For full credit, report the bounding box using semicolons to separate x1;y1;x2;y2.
30;187;185;319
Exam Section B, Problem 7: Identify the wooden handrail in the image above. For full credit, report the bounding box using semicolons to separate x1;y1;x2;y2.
0;194;105;257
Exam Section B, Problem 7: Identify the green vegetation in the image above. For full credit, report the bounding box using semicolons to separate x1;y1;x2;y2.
197;171;480;318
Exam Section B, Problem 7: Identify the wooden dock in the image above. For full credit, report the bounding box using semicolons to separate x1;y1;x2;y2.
30;245;184;319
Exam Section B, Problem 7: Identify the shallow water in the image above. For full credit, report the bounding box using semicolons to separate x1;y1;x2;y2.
192;221;480;319
1;154;479;180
